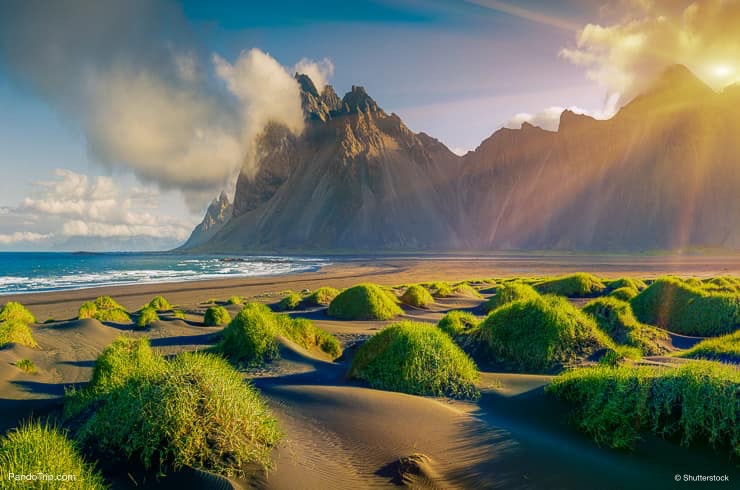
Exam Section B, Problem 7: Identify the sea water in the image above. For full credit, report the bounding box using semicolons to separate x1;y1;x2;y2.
0;252;327;294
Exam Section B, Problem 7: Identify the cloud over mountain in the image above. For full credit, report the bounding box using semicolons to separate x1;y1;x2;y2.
561;0;740;104
0;0;332;211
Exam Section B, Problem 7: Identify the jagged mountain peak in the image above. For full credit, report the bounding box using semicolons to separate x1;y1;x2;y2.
216;190;229;204
180;191;233;249
559;110;596;132
183;68;740;253
620;64;715;116
295;72;320;97
340;85;381;115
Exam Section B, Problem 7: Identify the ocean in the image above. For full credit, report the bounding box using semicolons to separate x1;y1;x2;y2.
0;252;328;295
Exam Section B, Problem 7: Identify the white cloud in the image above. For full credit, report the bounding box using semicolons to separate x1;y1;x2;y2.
504;105;613;131
214;49;306;179
292;57;335;90
450;147;471;156
0;232;51;245
84;67;243;204
561;0;740;105
5;169;194;247
0;1;334;210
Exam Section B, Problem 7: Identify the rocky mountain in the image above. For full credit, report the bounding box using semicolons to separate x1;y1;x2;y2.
184;66;740;253
181;191;232;249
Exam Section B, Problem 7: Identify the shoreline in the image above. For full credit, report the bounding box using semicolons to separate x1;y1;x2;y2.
6;254;740;321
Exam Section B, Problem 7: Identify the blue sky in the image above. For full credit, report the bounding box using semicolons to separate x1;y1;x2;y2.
0;0;680;250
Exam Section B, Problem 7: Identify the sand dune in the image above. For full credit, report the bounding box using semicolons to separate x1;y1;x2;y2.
1;260;739;488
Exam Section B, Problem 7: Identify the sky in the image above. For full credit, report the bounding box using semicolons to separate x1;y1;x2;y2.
0;0;738;251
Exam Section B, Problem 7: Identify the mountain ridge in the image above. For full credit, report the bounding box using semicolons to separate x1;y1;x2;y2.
183;65;740;253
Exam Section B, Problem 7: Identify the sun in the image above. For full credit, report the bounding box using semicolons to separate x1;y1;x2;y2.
711;64;734;78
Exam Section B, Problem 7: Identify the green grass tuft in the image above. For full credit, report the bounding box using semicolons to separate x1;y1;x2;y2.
452;283;483;298
135;306;159;329
16;358;36;373
700;276;740;294
217;304;342;363
275;316;342;359
227;295;243;305
0;301;36;324
85;337;166;395
630;277;740;336
328;283;402;320
606;277;647;292
172;309;186;319
609;286;639;301
481;282;539;313
400;285;435;308
0;421;106;489
217;304;279;365
94;308;131;324
78;301;98;319
477;296;613;372
303;287;340;306
583;297;669;356
437;310;480;337
203;305;231;326
678;330;740;363
80;297;131;323
148;295;171;311
429;282;453;298
276;292;302;311
350;321;479;399
0;320;39;348
535;273;606;298
66;339;280;476
93;296;126;312
547;362;740;455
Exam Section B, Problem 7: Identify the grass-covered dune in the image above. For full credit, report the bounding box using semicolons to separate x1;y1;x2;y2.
135;306;159;329
203;305;231;326
583;297;668;356
477;296;613;372
349;321;479;399
217;303;279;365
631;277;740;336
701;276;740;294
678;330;740;363
328;283;402;320
481;282;539;313
0;301;36;324
452;282;483;298
0;421;106;489
547;361;740;456
78;296;131;323
0;320;38;349
608;286;639;301
400;284;435;308
276;316;342;359
65;337;280;476
606;277;647;292
275;291;302;311
148;295;172;311
535;273;606;298
437;310;480;338
218;303;342;365
422;281;453;298
303;286;340;307
227;295;243;305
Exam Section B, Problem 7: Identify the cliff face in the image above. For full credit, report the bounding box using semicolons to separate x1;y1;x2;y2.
458;66;740;250
180;191;232;249
185;66;740;253
209;82;463;251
